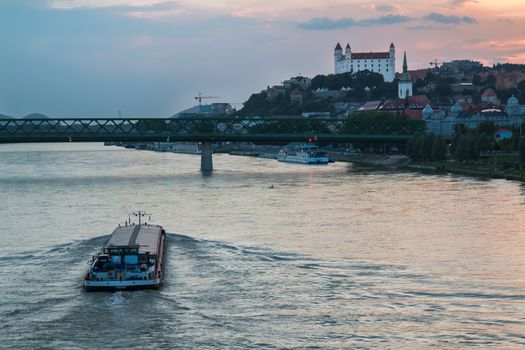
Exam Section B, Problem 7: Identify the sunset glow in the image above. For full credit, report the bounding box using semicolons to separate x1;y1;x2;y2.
0;0;524;116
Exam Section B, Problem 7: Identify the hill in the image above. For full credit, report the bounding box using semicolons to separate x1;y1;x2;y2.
23;113;49;119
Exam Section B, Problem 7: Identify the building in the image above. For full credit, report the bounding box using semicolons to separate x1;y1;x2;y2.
440;60;483;76
173;103;234;118
398;51;413;99
479;71;525;90
424;96;525;137
481;88;499;105
266;85;287;100
334;42;396;82
290;88;306;106
283;76;312;90
495;129;512;141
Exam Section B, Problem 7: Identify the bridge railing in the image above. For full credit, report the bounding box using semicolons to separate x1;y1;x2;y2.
0;118;426;143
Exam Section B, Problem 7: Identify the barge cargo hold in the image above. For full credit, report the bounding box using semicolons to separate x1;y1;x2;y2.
83;217;166;292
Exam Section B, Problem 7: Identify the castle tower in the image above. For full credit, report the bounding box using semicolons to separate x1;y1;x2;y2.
334;43;343;74
398;51;413;99
389;42;396;82
345;43;351;58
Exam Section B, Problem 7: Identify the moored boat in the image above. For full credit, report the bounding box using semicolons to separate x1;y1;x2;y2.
83;211;166;292
277;143;329;164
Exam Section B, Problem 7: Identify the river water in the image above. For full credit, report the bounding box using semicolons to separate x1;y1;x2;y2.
0;143;524;349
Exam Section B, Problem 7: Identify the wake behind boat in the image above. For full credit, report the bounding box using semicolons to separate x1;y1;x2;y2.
83;211;166;292
277;143;329;164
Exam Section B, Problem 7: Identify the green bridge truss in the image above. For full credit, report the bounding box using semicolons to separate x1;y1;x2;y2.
0;118;425;143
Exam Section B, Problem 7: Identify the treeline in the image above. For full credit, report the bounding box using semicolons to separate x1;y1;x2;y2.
311;70;398;100
345;111;425;135
407;121;525;167
450;132;492;162
406;133;447;161
493;63;525;73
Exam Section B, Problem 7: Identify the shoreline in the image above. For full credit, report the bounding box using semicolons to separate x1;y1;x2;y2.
109;142;525;183
317;151;525;183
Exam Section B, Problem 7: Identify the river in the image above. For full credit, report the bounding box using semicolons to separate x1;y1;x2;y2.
0;143;524;349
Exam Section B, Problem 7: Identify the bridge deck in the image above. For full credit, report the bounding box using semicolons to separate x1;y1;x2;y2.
0;118;425;143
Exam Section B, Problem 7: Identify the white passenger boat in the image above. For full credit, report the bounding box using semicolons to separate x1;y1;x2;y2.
276;143;329;164
83;211;166;292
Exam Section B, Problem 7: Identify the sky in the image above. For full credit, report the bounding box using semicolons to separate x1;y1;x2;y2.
1;0;524;117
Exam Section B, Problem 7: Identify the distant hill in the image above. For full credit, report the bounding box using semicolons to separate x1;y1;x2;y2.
23;113;49;119
0;113;14;119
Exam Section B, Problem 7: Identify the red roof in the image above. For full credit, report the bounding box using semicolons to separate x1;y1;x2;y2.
408;69;429;80
482;88;497;97
407;95;430;107
351;52;390;59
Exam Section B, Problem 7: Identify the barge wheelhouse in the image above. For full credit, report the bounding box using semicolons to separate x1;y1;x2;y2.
84;215;166;292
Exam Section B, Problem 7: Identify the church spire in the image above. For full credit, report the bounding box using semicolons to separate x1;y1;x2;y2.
403;51;408;73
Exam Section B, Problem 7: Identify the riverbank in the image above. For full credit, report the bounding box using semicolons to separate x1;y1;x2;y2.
325;152;411;168
404;159;525;182
107;142;525;182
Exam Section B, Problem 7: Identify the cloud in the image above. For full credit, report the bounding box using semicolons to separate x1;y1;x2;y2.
373;4;397;12
297;14;412;30
407;25;451;31
423;12;477;25
466;39;525;51
450;0;478;7
124;8;185;19
48;0;175;9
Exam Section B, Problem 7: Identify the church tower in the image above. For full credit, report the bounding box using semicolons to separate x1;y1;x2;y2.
398;51;413;99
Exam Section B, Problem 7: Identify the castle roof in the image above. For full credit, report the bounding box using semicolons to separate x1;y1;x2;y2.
345;43;350;49
390;42;395;48
351;52;390;59
335;42;342;50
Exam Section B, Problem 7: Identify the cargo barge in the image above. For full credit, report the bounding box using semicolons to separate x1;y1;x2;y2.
83;212;166;292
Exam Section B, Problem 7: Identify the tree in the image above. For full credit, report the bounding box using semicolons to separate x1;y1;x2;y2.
406;136;416;159
425;71;436;82
455;134;469;162
413;134;426;161
477;121;496;137
435;82;453;97
487;74;496;89
472;74;482;86
413;79;427;90
520;137;525;166
431;135;447;161
422;133;435;160
466;133;478;160
475;133;492;155
518;79;525;93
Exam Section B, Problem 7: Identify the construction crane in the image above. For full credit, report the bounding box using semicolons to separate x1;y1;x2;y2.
429;59;440;69
194;92;220;106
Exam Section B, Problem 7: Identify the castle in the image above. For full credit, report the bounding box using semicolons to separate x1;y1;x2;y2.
334;42;396;82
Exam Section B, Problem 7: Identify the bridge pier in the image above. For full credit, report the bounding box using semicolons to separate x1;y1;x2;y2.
200;142;213;172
